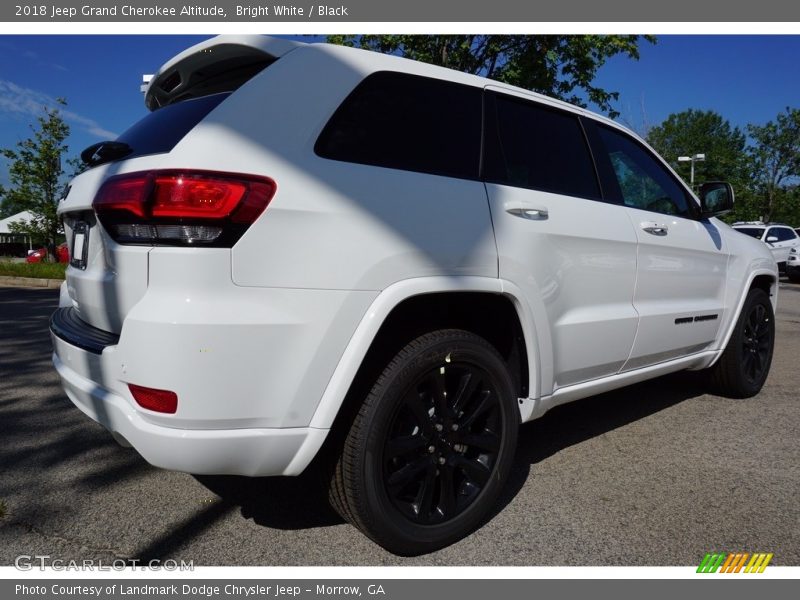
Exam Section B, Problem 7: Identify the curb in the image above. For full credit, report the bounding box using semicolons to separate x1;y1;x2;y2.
0;275;63;289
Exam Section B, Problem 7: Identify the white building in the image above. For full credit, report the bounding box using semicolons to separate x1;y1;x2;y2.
0;211;35;249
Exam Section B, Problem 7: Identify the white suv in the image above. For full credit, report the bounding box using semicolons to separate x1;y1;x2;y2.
732;222;800;272
51;35;778;555
787;247;800;282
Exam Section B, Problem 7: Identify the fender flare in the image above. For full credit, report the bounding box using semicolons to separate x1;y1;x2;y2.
705;267;778;369
307;276;545;430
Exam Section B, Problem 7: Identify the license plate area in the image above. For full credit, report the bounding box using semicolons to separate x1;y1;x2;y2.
70;221;89;270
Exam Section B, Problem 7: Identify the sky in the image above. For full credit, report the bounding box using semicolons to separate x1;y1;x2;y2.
1;34;799;188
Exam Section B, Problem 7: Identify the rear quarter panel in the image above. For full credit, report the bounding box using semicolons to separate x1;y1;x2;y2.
168;45;498;291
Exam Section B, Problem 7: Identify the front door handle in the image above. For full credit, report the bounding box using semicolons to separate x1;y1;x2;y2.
505;203;549;220
641;222;668;236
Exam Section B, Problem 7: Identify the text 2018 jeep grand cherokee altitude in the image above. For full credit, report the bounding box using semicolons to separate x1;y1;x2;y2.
51;35;777;555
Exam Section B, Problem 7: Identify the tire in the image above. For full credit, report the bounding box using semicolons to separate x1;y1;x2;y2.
788;272;800;284
708;288;775;398
329;329;519;555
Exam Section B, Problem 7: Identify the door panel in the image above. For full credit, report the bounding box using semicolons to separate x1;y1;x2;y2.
482;89;639;393
588;122;729;370
487;185;638;391
766;226;796;264
622;209;728;370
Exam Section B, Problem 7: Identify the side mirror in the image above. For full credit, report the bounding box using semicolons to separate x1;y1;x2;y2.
766;236;779;243
698;182;734;218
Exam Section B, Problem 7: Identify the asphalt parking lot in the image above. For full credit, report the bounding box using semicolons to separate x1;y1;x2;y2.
0;283;798;566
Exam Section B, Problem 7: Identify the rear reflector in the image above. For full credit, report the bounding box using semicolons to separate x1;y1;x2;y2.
94;170;276;247
129;383;178;414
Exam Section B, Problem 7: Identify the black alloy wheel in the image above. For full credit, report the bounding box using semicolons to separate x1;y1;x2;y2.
382;361;503;525
709;287;775;398
741;300;773;385
329;329;519;555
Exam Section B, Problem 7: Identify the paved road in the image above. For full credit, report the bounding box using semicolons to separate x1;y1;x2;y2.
1;283;798;566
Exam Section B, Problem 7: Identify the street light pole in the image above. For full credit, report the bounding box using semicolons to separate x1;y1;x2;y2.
678;153;706;187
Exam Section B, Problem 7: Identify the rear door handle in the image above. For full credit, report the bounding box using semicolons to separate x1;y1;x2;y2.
505;203;549;220
641;222;668;236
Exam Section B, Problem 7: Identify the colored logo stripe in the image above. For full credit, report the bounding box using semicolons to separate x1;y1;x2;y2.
720;553;748;573
697;552;773;573
719;553;736;572
745;553;773;573
697;553;726;573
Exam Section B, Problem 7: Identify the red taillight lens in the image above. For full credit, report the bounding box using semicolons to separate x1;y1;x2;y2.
93;170;276;247
129;383;178;414
151;175;247;218
93;175;150;218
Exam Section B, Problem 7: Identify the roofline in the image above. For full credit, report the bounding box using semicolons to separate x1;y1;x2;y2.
145;35;665;171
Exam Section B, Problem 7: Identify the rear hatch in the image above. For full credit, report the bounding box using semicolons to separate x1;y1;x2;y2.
59;35;301;334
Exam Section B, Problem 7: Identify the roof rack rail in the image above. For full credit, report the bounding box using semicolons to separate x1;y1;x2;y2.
733;221;793;227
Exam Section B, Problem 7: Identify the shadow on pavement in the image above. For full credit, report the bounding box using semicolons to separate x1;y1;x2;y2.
0;285;709;561
493;370;709;518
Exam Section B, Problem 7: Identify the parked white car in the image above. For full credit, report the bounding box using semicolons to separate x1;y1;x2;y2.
787;247;800;282
51;35;778;555
732;221;800;272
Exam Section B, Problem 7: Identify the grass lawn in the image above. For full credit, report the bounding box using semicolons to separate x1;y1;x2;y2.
0;260;66;279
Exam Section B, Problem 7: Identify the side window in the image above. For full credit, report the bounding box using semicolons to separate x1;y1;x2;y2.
596;125;693;218
483;93;600;199
734;227;765;240
315;72;481;180
768;227;796;242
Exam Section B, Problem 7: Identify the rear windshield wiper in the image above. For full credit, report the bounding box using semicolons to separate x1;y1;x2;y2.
80;141;133;167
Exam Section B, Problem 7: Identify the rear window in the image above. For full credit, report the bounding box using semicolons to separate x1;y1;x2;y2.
315;72;482;180
735;227;765;239
106;92;230;164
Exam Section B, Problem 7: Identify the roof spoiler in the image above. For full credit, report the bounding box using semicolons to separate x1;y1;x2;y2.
144;35;304;111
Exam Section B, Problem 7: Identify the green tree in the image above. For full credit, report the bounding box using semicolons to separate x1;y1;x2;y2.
0;186;9;219
326;35;655;118
0;100;71;254
780;185;800;225
747;107;800;223
646;109;749;192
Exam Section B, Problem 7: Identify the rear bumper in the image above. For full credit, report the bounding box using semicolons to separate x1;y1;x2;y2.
50;261;377;475
51;307;119;353
51;338;327;476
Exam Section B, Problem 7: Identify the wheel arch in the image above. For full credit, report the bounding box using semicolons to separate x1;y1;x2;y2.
308;277;541;433
709;268;778;369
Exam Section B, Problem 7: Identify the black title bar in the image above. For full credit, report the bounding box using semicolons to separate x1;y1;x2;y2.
3;0;800;22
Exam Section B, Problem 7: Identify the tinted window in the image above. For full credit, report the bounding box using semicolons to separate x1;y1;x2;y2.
112;93;231;163
735;227;766;239
315;72;482;180
484;94;600;199
596;125;693;217
768;227;797;242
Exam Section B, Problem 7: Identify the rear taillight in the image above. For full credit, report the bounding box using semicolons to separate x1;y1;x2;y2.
128;384;178;414
93;170;276;247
